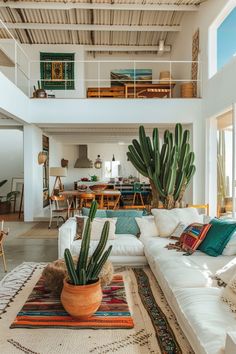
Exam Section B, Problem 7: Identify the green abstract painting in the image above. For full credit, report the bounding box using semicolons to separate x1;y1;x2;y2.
40;52;75;90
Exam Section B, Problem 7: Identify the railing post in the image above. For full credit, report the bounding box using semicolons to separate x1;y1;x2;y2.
232;103;236;218
28;60;31;97
134;61;136;99
98;61;100;98
169;61;172;98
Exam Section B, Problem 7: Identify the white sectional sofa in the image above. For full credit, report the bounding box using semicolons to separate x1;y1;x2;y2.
58;215;236;354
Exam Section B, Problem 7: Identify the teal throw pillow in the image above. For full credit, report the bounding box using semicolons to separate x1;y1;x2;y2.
107;210;143;236
82;207;107;218
198;218;236;256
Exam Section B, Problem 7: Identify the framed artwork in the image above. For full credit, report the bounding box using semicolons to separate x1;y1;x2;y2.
110;69;152;86
40;52;75;90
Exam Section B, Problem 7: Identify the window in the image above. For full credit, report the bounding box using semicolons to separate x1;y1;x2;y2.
217;7;236;71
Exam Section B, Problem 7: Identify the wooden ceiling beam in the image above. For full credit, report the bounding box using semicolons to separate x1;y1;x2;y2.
0;1;199;12
3;22;182;32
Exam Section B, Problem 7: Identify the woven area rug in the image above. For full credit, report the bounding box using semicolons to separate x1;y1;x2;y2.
10;274;133;329
18;223;58;239
0;263;194;354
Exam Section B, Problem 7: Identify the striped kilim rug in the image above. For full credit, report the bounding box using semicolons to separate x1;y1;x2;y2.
10;274;133;329
0;263;194;354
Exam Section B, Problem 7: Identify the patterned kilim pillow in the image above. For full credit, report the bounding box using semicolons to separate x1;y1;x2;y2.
180;223;211;254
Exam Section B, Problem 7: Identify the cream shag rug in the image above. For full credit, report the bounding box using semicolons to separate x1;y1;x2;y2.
0;263;194;354
18;223;58;239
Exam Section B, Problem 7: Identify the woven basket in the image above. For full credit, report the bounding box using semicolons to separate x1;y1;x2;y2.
159;71;173;84
38;152;47;165
180;83;194;98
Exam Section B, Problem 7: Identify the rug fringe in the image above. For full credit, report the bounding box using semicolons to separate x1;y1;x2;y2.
0;262;45;316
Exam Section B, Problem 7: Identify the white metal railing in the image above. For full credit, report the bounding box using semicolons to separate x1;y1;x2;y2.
0;20;202;99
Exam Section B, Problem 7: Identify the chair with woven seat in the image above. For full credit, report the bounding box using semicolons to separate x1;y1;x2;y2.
0;230;7;272
49;195;70;229
103;194;120;210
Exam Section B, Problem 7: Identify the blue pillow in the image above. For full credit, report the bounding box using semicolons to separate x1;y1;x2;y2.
107;210;143;235
198;218;236;256
82;208;107;218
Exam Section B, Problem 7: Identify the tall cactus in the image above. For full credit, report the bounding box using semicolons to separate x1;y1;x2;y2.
64;200;112;285
127;124;196;209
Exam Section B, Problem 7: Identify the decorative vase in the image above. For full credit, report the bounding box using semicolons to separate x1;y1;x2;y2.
61;279;102;319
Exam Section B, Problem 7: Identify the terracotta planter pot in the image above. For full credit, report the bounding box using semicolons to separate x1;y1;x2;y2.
61;279;102;319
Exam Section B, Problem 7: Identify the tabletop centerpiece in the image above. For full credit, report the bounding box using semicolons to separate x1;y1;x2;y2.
61;200;112;319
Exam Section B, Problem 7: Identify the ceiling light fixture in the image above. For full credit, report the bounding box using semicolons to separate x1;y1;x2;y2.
159;40;165;52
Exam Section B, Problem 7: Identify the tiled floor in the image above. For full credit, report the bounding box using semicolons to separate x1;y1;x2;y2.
0;221;58;280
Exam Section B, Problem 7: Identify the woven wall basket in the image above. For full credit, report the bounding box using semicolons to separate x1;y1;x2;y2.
38;152;47;165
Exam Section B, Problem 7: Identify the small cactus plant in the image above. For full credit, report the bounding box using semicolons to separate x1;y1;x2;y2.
127;124;196;209
64;201;112;285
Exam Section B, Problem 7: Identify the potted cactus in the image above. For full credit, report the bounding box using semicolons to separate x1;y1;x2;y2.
127;124;196;209
61;201;112;319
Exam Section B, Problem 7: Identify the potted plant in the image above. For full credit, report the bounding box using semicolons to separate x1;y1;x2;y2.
61;200;112;319
127;124;196;209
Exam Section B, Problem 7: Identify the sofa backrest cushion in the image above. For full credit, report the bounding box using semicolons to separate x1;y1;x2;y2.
82;207;107;218
198;218;236;256
151;208;202;237
135;216;159;240
107;210;143;236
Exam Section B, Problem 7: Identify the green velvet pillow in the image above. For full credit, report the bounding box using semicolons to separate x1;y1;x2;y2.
198;218;236;256
82;208;107;218
107;210;143;235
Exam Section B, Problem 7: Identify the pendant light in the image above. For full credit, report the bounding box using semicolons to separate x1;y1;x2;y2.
94;155;102;169
112;154;115;161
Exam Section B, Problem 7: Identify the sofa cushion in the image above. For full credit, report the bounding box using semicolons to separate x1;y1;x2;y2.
70;233;144;257
173;287;236;354
179;223;211;254
198;218;236;257
151;208;202;237
223;232;236;256
135;216;159;240
222;273;236;312
82;207;107;218
107;210;143;235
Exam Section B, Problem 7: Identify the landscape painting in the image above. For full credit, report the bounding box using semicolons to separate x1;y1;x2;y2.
110;69;152;86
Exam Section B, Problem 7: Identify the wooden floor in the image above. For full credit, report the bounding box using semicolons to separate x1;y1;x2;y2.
0;213;23;222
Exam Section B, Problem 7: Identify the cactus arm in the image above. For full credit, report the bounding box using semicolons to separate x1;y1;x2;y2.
87;221;110;269
76;218;91;278
88;200;98;221
186;165;196;185
185;152;195;172
127;152;148;177
132;139;143;159
79;269;87;285
183;130;190;144
64;248;80;285
146;136;154;159
174;171;185;200
153;128;159;154
128;145;146;172
166;168;176;195
175;123;183;152
152;173;166;198
179;143;190;170
90;246;113;280
139;126;153;167
154;150;160;177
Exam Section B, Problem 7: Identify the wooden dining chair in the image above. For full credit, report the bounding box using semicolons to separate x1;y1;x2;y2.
132;182;145;206
0;230;7;272
103;194;120;210
49;195;70;229
79;193;96;209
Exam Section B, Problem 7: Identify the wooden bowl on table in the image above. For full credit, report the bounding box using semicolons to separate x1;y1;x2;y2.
89;184;107;193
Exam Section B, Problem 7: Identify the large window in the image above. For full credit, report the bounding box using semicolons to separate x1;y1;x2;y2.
217;7;236;71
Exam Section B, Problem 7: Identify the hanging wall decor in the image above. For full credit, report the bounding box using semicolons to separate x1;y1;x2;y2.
191;29;200;98
40;53;75;90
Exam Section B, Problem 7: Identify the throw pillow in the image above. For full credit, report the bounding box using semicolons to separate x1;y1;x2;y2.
223;231;236;256
135;216;159;239
75;216;87;240
215;258;236;286
89;217;117;240
198;218;236;257
179;223;211;254
166;223;211;254
82;207;107;218
222;273;236;312
151;208;202;237
169;222;187;240
107;210;143;236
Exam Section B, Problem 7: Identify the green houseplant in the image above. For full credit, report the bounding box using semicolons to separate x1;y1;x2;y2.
61;200;112;318
127;124;196;209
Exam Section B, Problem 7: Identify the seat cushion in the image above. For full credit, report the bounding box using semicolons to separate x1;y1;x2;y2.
172;287;236;354
70;233;144;257
198;218;236;256
82;207;107;218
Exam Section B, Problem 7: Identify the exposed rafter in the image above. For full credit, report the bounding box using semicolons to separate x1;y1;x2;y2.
0;1;199;12
3;23;182;32
84;45;171;52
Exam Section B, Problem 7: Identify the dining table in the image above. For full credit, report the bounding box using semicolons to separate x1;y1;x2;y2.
61;190;121;209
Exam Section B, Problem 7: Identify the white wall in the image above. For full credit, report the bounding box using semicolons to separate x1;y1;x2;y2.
0;129;23;196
